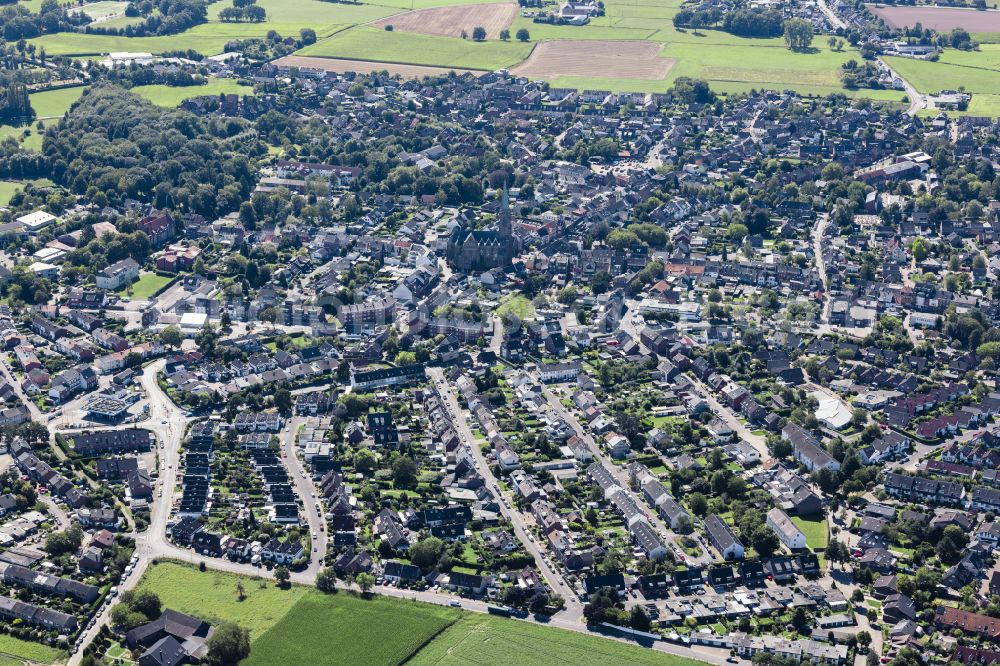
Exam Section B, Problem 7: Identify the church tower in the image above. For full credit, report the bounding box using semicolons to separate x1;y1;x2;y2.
499;183;511;242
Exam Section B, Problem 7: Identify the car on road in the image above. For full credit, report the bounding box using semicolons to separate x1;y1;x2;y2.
449;600;462;607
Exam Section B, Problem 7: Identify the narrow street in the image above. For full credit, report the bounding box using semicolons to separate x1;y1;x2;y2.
426;366;582;612
538;380;712;567
813;212;832;325
280;416;326;579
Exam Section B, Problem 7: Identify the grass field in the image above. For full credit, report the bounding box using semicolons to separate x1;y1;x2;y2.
0;634;64;665
495;294;536;321
791;516;828;550
0;182;25;206
885;55;1000;95
131;78;254;107
121;273;175;299
137;561;711;666
297;26;533;70
72;1;129;20
31;0;396;56
30;86;86;120
244;591;459;666
136;561;309;638
409;615;702;666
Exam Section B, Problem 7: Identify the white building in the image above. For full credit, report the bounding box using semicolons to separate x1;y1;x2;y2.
766;508;808;550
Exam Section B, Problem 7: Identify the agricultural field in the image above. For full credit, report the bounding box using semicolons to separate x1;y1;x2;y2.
31;0;395;56
885;55;1000;94
131;78;254;107
867;4;1000;31
512;40;674;80
297;26;533;70
791;516;829;550
372;2;518;39
244;591;459;666
408;614;703;665
273;55;484;77
121;272;174;299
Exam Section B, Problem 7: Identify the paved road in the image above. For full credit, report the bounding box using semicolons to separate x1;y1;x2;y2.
280;416;326;579
537;379;713;567
813;212;833;325
426;366;582;611
70;362;739;666
815;0;925;115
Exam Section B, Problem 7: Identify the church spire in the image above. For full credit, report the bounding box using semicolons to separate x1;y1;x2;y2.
499;182;511;240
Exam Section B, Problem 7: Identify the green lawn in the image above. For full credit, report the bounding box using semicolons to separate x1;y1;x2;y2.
791;516;828;550
0;634;64;665
244;591;459;666
131;78;254;107
0;181;24;206
409;614;699;665
495;294;535;321
121;272;173;299
135;561;309;638
30;86;87;120
298;26;532;70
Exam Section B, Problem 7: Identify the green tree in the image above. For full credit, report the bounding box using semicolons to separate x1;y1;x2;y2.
316;567;338;593
206;622;251;666
392;455;418;488
687;492;708;517
274;566;291;587
472;26;486;41
783;18;814;51
516;28;530;41
356;572;376;594
410;537;446;569
160;325;182;349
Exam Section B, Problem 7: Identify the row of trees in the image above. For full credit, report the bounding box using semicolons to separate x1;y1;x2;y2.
86;0;208;37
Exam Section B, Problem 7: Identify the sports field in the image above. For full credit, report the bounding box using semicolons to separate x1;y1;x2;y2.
131;78;254;107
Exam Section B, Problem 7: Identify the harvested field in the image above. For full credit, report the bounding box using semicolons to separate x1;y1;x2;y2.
512;40;674;80
372;2;517;39
868;4;1000;30
273;55;485;77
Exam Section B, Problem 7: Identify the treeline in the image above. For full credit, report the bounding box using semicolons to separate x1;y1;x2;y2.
86;0;207;37
0;82;32;126
43;84;264;218
0;1;88;41
673;6;783;38
218;0;266;22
